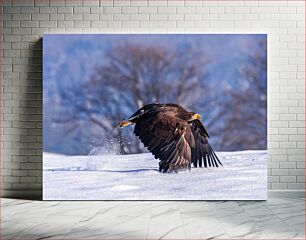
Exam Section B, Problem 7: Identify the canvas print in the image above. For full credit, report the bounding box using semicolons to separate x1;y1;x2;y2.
43;34;267;200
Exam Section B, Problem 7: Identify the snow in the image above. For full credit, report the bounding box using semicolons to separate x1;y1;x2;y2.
43;150;267;200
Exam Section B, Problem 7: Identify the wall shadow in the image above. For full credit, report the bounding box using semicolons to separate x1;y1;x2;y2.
10;38;43;200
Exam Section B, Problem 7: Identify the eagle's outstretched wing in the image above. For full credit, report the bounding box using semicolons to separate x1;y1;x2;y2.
134;113;195;173
190;119;222;168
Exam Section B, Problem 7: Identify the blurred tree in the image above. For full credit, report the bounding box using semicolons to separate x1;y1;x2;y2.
217;39;267;150
56;42;211;154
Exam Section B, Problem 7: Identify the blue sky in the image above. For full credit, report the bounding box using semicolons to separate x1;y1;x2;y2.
43;33;267;90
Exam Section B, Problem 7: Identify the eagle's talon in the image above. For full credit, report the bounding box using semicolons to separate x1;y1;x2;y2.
118;120;132;128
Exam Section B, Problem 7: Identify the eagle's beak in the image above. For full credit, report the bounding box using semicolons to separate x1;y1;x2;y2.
118;120;132;128
192;113;201;120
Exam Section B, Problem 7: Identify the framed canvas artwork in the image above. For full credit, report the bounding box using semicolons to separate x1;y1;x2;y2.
43;34;267;200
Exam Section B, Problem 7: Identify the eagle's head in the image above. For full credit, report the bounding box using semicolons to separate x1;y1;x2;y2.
188;112;201;121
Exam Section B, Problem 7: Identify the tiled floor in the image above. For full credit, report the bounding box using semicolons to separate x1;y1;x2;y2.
2;198;305;239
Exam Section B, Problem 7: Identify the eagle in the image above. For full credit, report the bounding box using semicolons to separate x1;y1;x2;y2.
118;103;222;173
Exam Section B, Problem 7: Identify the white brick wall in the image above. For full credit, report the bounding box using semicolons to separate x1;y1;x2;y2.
1;0;305;198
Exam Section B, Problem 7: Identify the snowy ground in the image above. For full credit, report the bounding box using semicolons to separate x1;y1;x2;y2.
43;150;267;200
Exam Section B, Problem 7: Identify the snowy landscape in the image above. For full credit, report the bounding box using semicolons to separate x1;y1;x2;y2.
43;150;267;200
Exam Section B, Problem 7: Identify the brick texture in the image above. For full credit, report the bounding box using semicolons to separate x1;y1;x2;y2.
1;0;305;197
